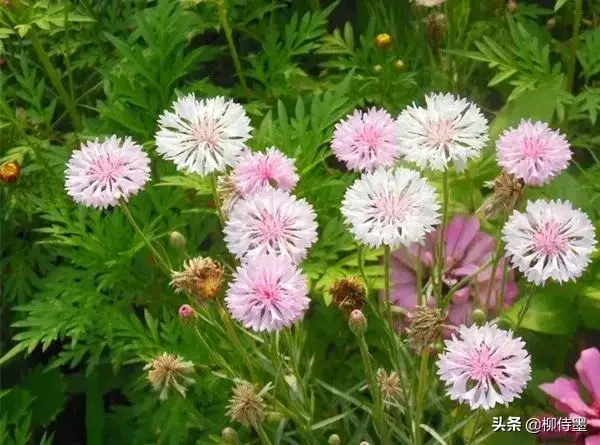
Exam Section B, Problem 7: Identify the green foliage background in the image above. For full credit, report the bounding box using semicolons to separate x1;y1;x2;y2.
1;0;600;443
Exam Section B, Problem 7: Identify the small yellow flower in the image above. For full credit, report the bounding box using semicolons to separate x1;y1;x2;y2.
375;33;393;50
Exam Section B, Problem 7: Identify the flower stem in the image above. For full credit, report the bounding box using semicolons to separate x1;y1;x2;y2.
215;299;258;381
467;409;482;445
514;284;535;331
414;349;430;445
255;424;274;445
210;173;225;225
29;29;81;132
120;202;172;277
437;172;449;302
356;333;390;444
217;0;249;94
383;245;394;327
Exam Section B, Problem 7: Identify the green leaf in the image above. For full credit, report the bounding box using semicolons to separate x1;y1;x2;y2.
502;283;578;334
554;0;569;11
21;367;66;426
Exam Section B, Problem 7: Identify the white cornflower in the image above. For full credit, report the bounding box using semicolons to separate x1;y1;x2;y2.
502;200;597;285
155;95;251;175
341;167;440;248
397;93;488;171
224;188;318;264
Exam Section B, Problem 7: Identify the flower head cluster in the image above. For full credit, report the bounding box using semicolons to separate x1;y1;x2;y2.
65;136;150;209
341;167;440;248
503;200;596;285
496;120;571;186
232;147;298;196
390;215;518;327
332;107;400;172
397;93;488;171
437;323;531;410
224;188;318;264
144;353;195;400
156;94;251;175
226;380;266;427
226;253;309;332
538;348;600;443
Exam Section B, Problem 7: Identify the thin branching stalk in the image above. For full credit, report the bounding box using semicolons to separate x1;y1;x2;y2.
210;173;226;225
120;202;172;276
256;424;274;445
514;284;535;331
383;245;394;327
217;0;249;94
436;172;449;302
414;349;430;445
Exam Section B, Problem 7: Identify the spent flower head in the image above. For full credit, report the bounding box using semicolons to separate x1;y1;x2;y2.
407;306;445;353
479;172;524;219
170;257;224;300
377;368;403;406
330;276;366;316
144;353;195;400
227;380;267;427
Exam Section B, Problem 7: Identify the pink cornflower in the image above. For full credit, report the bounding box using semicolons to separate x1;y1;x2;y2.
538;348;600;444
178;304;196;320
226;254;310;332
65;136;150;209
390;215;518;327
232;147;299;196
224;188;318;264
437;322;531;410
331;107;400;172
503;200;596;285
496;120;571;186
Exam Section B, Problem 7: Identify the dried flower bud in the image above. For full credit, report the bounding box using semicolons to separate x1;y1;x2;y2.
169;231;186;250
330;277;365;316
424;13;447;46
328;434;342;445
393;59;406;72
144;353;195;400
226;380;266;427
375;33;393;50
0;161;21;184
217;173;241;219
407;306;444;353
178;304;196;320
348;309;367;336
170;257;224;301
479;172;524;219
507;0;518;13
471;308;487;326
221;427;239;444
376;368;403;405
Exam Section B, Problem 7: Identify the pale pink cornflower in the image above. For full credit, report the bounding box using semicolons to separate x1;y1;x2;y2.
397;93;488;171
437;323;531;410
503;200;596;285
65;136;150;209
226;254;310;332
496;120;571;186
224;189;318;264
341;167;440;248
155;95;251;175
232;147;298;196
331;107;400;172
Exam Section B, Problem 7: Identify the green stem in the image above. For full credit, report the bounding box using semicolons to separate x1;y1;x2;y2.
437;172;449;302
356;334;390;445
416;246;424;305
467;410;482;445
216;299;258;381
210;173;225;226
566;0;583;94
29;29;81;132
514;284;535;331
217;0;249;94
120;202;172;276
383;245;394;328
414;349;430;445
255;425;274;445
357;244;369;290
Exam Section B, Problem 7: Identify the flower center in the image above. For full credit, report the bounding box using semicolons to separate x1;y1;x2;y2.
259;212;288;243
359;126;382;153
533;221;568;256
191;120;221;149
520;136;547;160
256;284;279;302
374;195;411;222
427;119;455;148
86;154;126;183
468;345;501;382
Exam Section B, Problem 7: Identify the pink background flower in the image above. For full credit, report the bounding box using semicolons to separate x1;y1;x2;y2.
539;348;600;444
390;215;518;327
